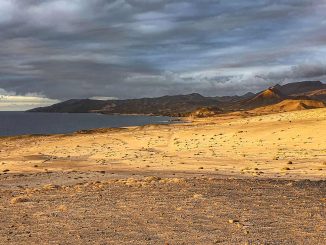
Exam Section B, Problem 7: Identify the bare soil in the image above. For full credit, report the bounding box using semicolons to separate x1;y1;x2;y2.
1;109;325;244
0;171;325;245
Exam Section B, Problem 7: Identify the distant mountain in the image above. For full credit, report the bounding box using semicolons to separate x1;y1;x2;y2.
29;93;224;116
291;89;326;102
34;99;108;113
239;81;326;109
29;81;326;116
241;86;285;108
278;81;326;96
98;93;222;116
213;92;255;102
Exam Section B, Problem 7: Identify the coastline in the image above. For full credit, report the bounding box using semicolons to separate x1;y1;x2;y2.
0;112;178;138
1;108;325;180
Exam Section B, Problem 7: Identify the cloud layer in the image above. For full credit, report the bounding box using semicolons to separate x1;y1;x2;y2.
0;88;59;111
0;0;326;107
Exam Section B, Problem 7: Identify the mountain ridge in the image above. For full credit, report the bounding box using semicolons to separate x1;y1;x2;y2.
28;81;326;116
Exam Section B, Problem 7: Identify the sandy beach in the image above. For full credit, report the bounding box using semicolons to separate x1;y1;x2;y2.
1;108;325;179
0;108;325;244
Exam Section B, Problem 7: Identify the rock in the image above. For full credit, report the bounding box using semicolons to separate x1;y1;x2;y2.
228;219;239;224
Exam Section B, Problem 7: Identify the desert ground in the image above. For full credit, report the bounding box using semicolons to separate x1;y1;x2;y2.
0;108;325;244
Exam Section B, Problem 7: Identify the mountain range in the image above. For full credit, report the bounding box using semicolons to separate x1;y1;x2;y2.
29;81;326;116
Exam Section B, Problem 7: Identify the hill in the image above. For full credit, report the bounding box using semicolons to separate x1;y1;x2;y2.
241;86;285;108
189;106;223;118
28;81;326;116
278;81;326;95
31;99;108;113
291;89;326;102
29;93;224;117
252;99;325;113
238;81;326;109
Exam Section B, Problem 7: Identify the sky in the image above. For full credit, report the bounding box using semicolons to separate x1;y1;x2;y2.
0;0;326;110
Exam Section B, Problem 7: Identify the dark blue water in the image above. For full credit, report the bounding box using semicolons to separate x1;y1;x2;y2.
0;112;172;136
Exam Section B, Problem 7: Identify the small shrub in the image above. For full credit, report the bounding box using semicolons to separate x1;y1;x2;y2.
11;196;30;204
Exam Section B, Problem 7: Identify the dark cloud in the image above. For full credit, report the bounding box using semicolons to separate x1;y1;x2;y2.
260;63;326;82
0;0;325;104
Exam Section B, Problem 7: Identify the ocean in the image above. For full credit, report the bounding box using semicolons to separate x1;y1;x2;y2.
0;112;172;137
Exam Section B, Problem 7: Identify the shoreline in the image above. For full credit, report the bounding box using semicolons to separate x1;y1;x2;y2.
0;112;183;138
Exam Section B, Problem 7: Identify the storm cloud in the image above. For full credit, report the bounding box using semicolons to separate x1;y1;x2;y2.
0;0;326;108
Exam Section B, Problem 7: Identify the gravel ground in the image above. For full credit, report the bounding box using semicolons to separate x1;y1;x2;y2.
0;172;325;245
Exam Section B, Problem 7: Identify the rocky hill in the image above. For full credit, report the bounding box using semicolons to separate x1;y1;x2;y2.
189;106;223;118
239;81;326;109
277;81;326;95
241;86;285;108
291;89;326;102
